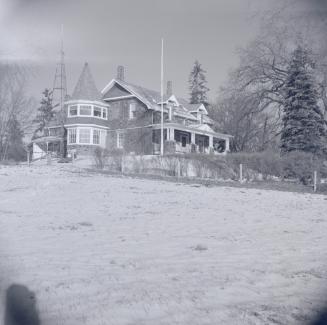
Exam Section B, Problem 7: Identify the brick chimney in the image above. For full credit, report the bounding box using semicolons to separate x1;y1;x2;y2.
166;80;173;97
117;65;125;81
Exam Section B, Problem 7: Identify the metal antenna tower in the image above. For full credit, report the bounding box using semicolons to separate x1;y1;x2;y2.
52;24;67;116
52;24;67;157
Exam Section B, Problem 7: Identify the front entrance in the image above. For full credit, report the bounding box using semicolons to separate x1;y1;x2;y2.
197;138;204;152
181;134;188;147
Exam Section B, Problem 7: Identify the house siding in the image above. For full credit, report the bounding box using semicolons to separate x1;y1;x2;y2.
65;116;108;127
105;98;153;154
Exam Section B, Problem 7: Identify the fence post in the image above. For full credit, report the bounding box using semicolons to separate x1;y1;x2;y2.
239;163;243;183
313;170;317;192
177;159;181;178
121;156;125;174
27;150;30;166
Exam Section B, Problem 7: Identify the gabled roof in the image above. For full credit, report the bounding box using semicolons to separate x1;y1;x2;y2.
177;99;208;114
102;78;166;110
71;63;102;101
101;78;209;122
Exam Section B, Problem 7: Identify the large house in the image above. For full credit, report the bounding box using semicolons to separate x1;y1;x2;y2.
32;63;232;158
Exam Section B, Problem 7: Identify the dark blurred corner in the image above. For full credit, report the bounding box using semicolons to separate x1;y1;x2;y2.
4;284;40;325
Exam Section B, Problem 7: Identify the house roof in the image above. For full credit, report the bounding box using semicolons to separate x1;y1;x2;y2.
71;63;102;101
102;79;199;120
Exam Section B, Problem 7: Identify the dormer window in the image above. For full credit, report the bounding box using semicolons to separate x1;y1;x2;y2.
129;103;137;119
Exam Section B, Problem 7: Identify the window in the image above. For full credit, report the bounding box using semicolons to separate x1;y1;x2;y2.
79;128;91;143
69;105;78;116
68;128;77;144
102;108;107;119
117;132;124;148
93;129;100;144
100;130;106;146
80;105;92;116
94;106;102;117
67;104;108;119
129;103;137;119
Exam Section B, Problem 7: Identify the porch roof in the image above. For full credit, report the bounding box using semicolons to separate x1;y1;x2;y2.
152;122;233;139
31;136;62;144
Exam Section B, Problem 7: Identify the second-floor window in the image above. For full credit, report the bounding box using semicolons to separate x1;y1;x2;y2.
94;106;102;118
80;105;92;116
68;104;108;120
69;105;78;116
129;103;137;119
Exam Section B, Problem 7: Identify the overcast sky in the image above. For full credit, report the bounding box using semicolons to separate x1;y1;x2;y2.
0;0;319;101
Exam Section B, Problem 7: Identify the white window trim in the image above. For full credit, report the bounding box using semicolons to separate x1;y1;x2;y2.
67;127;107;147
78;127;92;144
117;131;124;149
68;104;108;120
67;128;77;144
128;103;136;120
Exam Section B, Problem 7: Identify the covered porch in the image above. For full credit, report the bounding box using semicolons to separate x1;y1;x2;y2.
152;123;231;155
31;136;65;160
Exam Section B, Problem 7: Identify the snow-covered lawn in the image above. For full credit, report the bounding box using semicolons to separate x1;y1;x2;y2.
1;164;327;324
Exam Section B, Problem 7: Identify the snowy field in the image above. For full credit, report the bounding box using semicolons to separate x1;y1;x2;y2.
1;163;327;325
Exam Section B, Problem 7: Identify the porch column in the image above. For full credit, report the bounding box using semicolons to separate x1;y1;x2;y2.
191;132;195;144
225;137;230;153
169;128;175;141
209;135;213;148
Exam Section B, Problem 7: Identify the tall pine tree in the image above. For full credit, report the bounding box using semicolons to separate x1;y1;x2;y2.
33;88;54;138
280;46;326;156
188;60;209;106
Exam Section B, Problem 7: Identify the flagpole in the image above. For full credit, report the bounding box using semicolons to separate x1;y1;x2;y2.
160;38;164;156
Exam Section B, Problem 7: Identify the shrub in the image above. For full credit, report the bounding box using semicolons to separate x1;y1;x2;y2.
184;153;236;179
93;147;109;169
226;151;283;180
281;151;324;185
107;148;124;172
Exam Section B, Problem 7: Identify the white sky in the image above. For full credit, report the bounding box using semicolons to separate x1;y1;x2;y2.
0;0;310;101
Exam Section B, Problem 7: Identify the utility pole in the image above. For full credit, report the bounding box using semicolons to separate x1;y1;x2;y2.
160;38;164;156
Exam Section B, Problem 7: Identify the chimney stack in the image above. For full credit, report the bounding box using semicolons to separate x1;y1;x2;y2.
117;65;125;81
166;80;173;97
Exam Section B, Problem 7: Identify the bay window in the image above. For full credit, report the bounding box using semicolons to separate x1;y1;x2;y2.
67;104;108;119
68;128;77;144
94;106;102;117
69;105;78;116
79;128;91;143
93;129;100;144
79;105;92;116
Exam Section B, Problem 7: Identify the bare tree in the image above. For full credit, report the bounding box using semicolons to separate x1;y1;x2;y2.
0;63;35;160
211;1;327;152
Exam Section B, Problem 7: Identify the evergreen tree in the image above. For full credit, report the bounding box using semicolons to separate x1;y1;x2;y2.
188;60;210;106
33;88;54;138
280;46;326;156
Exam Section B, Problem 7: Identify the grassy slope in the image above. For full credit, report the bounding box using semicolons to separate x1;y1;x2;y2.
0;164;327;325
